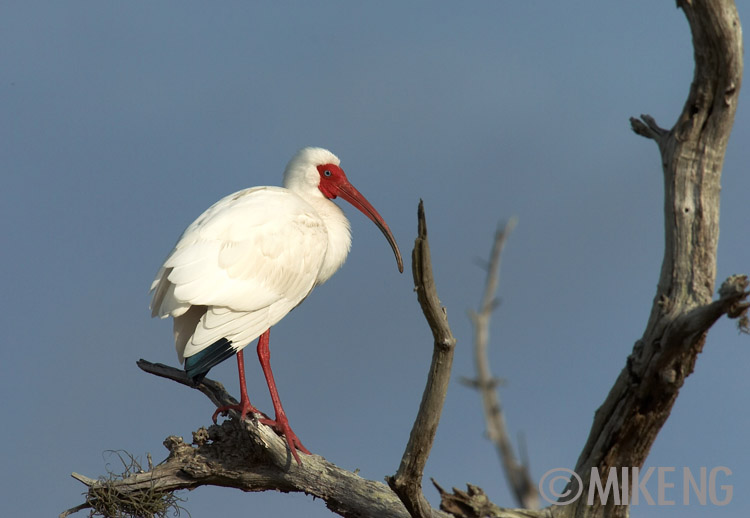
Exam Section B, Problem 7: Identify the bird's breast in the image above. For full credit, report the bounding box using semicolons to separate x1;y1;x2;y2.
311;198;352;286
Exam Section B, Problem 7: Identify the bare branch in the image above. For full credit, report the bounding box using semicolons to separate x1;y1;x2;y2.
629;114;669;147
478;219;516;316
65;360;458;518
63;418;422;518
572;1;744;516
59;503;90;518
466;219;537;510
459;376;506;391
136;359;246;414
672;274;749;341
387;200;457;518
433;481;552;518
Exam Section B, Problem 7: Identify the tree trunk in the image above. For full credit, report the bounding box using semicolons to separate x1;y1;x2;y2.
567;1;744;516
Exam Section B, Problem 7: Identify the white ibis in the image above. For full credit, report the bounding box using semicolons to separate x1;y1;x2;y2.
150;147;403;464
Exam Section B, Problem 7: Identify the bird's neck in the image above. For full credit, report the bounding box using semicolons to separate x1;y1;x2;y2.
309;196;352;286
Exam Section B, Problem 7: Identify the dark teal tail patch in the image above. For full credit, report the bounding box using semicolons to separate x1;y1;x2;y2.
185;338;235;382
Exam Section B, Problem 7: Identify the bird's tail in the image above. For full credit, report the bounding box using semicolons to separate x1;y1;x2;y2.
184;337;236;382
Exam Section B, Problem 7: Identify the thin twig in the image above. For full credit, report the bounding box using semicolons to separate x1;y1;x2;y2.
629;114;669;149
59;503;91;518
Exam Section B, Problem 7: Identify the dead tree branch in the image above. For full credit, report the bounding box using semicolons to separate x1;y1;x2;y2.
434;482;553;518
567;1;745;516
387;201;457;518
62;202;463;518
63;414;416;518
463;219;538;510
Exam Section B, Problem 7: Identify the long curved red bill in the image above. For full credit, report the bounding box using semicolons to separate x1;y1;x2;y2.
335;181;404;274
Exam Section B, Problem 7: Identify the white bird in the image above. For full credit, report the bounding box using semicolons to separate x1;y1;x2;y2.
150;147;403;463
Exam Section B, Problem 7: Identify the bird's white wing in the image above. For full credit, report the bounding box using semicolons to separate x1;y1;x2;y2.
150;186;329;318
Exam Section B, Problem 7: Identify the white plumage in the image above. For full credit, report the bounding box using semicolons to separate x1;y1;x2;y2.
151;183;349;362
149;147;402;463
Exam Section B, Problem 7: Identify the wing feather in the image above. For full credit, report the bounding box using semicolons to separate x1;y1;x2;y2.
150;186;329;358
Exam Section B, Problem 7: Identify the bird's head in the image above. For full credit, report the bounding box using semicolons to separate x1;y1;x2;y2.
283;147;403;273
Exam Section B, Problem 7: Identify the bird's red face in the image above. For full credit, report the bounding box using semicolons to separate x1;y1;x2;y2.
317;163;404;273
316;163;348;200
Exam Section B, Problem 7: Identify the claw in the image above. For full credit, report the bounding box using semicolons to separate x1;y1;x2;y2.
259;416;310;464
211;400;263;424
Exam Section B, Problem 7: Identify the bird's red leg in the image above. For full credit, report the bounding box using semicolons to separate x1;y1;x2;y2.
256;328;310;464
212;349;264;423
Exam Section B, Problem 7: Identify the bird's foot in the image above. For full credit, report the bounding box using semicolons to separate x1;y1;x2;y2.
258;415;311;464
212;400;265;424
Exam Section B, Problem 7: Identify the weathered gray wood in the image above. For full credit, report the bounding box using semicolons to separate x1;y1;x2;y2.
568;1;746;517
434;482;553;518
387;201;458;518
64;415;416;518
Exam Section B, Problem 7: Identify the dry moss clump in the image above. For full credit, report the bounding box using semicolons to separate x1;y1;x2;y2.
85;451;189;518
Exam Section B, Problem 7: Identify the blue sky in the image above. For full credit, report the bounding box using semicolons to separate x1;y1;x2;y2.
2;2;748;517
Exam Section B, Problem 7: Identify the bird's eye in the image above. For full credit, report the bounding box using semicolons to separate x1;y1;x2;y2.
323;170;332;177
